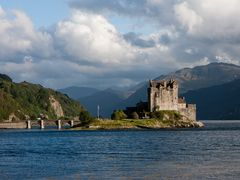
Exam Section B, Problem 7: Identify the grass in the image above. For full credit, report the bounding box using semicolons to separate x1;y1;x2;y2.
73;118;199;130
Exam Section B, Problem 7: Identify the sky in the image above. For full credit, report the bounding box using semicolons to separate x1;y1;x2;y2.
0;0;240;89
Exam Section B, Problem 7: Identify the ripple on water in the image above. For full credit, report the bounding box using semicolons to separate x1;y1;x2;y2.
0;121;240;179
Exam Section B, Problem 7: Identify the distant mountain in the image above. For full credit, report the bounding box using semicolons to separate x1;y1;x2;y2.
78;89;126;117
128;81;147;92
117;83;148;109
119;62;240;110
63;62;240;119
58;86;99;99
0;74;85;121
106;88;133;99
183;79;240;120
156;62;240;93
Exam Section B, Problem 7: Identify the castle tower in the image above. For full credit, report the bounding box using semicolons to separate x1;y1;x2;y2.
148;79;178;112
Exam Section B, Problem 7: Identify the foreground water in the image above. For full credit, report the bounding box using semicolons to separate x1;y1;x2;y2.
0;121;240;179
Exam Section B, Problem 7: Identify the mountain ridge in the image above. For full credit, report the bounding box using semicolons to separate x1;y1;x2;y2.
119;62;240;111
58;86;99;99
78;88;126;117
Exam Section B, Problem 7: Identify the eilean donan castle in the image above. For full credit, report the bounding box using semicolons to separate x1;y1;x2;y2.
148;79;196;120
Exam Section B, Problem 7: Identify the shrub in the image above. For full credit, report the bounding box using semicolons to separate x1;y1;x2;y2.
150;110;182;120
30;114;37;120
111;110;127;120
130;112;139;119
150;111;164;119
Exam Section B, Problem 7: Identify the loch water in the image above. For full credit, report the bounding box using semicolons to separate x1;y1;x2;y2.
0;121;240;180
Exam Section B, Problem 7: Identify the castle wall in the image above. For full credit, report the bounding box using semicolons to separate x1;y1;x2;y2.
148;79;197;121
178;103;186;109
158;85;178;111
148;80;178;112
148;87;156;112
178;104;196;121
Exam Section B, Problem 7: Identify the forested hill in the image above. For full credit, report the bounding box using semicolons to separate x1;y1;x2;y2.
0;74;84;122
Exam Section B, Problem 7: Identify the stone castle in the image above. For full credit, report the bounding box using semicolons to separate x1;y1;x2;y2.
148;79;196;120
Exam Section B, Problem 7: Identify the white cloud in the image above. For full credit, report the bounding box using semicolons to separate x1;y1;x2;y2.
2;1;240;89
0;6;5;16
174;2;203;34
0;7;179;88
0;8;53;61
55;11;135;64
215;52;240;65
174;0;240;40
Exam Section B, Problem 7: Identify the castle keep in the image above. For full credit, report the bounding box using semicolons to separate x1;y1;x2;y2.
148;79;196;120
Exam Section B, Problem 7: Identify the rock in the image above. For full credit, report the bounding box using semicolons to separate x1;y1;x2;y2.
8;113;20;122
194;121;204;128
49;95;64;118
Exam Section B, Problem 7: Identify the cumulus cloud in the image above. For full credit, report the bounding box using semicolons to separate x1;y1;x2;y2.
69;0;149;16
169;0;240;67
2;1;240;89
215;52;240;65
70;0;240;41
0;6;178;89
174;0;240;40
69;0;177;25
174;2;203;35
123;32;156;48
0;8;53;61
0;6;5;16
55;11;135;65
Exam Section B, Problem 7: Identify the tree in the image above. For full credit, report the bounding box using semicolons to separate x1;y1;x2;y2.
111;110;127;120
79;110;94;125
130;112;139;119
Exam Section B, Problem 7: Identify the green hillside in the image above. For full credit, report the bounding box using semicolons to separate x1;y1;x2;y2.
0;74;84;121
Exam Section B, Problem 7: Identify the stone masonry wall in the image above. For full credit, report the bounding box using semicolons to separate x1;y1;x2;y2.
148;80;178;112
0;122;27;129
148;79;196;121
178;104;196;121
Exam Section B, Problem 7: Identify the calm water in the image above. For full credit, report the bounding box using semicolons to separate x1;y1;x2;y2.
0;121;240;180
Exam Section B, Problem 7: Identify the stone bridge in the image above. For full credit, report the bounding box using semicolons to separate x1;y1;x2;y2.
0;120;79;129
26;120;79;129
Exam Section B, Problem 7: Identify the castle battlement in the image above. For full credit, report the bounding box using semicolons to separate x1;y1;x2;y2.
149;79;177;89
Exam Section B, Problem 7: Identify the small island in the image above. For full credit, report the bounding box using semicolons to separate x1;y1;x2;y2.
74;79;204;130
